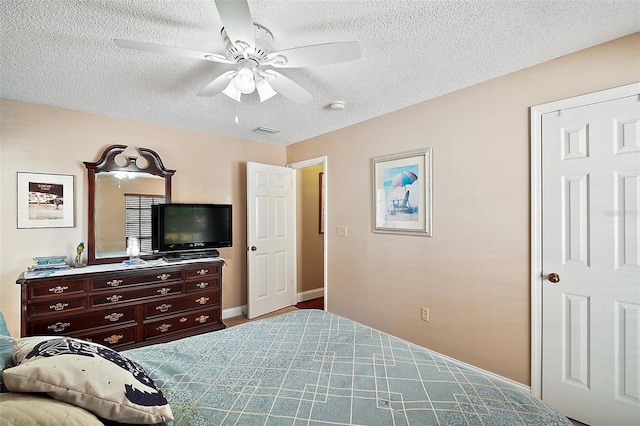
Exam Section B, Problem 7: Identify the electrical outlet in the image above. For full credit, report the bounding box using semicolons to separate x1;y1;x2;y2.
421;307;430;322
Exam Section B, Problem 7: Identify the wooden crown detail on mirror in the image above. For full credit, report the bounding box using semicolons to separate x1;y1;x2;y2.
84;145;176;265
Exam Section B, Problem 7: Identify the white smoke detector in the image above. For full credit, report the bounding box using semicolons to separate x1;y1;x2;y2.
329;101;345;110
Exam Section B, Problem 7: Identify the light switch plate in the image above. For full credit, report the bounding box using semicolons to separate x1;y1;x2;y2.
336;226;348;237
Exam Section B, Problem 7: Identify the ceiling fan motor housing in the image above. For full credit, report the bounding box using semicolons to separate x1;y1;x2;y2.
221;23;274;62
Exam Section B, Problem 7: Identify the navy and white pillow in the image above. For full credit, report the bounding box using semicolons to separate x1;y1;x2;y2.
2;336;173;424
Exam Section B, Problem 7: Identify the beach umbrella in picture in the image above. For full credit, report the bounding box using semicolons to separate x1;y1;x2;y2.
392;170;418;190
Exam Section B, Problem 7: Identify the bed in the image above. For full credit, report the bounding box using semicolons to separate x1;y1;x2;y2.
1;309;570;425
117;310;570;425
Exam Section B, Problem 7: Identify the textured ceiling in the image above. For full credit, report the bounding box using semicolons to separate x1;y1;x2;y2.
1;1;638;146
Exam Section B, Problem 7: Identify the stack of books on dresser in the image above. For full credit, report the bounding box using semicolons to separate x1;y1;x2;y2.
26;256;71;277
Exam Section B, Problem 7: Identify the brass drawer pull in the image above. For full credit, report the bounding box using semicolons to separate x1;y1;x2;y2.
50;302;69;311
157;273;171;281
106;294;123;302
156;303;172;313
107;279;123;287
156;323;171;333
157;287;171;295
195;315;209;324
179;317;188;323
104;312;124;322
196;269;208;275
47;322;70;333
49;285;68;294
104;335;123;344
195;296;210;305
196;281;209;289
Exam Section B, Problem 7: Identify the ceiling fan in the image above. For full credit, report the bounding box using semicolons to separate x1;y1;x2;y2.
114;0;361;104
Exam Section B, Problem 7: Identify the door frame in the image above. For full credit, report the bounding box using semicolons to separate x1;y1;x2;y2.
287;156;328;310
529;82;640;399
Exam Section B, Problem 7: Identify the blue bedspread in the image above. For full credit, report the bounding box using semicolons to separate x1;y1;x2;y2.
123;310;570;425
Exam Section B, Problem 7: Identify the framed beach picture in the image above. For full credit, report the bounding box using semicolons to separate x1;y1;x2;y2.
372;148;432;236
17;172;75;228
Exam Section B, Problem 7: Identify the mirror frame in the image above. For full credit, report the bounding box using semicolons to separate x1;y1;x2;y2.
84;145;176;265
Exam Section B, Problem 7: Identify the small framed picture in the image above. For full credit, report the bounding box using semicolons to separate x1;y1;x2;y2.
17;172;75;228
372;148;432;236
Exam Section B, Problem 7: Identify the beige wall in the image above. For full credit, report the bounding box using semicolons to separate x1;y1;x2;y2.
296;164;325;293
0;99;286;336
286;33;640;385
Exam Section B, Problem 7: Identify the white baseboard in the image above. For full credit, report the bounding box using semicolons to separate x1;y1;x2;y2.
297;287;324;303
222;305;246;319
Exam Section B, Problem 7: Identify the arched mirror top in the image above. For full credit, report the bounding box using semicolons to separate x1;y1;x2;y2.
84;145;176;265
84;144;176;177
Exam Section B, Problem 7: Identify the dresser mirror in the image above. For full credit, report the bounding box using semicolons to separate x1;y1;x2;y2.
84;145;175;265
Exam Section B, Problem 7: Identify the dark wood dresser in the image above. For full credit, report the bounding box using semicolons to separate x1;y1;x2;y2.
16;259;225;350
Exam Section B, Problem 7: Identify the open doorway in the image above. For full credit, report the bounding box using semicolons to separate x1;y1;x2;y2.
288;157;327;310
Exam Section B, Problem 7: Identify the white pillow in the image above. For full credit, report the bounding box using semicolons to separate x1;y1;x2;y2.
2;336;173;424
0;392;104;425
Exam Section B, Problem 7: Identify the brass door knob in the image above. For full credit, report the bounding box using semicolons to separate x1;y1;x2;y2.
548;273;560;283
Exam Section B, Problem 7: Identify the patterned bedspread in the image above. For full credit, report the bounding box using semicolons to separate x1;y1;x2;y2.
123;310;570;425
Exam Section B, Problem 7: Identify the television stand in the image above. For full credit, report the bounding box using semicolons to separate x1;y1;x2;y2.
162;250;220;262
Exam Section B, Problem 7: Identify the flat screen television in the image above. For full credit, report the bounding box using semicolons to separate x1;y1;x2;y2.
152;203;232;257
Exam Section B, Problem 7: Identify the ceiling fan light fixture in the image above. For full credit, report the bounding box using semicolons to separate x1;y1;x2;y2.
232;68;256;94
222;83;241;102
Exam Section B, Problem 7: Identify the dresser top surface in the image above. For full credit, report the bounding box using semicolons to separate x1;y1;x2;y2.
19;257;225;282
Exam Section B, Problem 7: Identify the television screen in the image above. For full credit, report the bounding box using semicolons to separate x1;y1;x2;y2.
152;204;232;253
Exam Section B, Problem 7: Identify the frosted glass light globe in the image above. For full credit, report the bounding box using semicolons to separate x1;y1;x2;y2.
232;68;256;94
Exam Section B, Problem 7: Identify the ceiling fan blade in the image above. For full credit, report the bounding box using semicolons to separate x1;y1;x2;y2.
197;71;236;96
214;0;255;48
255;79;277;103
266;41;361;68
114;39;235;64
263;70;313;104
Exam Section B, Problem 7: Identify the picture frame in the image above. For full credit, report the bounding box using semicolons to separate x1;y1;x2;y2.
372;148;432;236
17;172;75;228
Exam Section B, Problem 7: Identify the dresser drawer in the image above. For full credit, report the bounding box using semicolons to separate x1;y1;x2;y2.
76;324;137;348
185;263;220;279
29;306;136;335
27;280;85;299
91;270;182;290
144;290;220;318
91;282;182;307
145;307;220;339
28;296;86;317
184;276;220;292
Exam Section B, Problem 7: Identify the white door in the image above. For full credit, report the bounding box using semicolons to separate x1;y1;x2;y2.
542;94;640;425
246;162;296;319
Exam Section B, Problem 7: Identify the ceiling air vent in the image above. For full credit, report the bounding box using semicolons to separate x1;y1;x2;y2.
253;126;281;135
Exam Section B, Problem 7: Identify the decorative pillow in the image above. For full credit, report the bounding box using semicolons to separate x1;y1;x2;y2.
0;392;104;425
0;312;14;393
2;336;173;424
